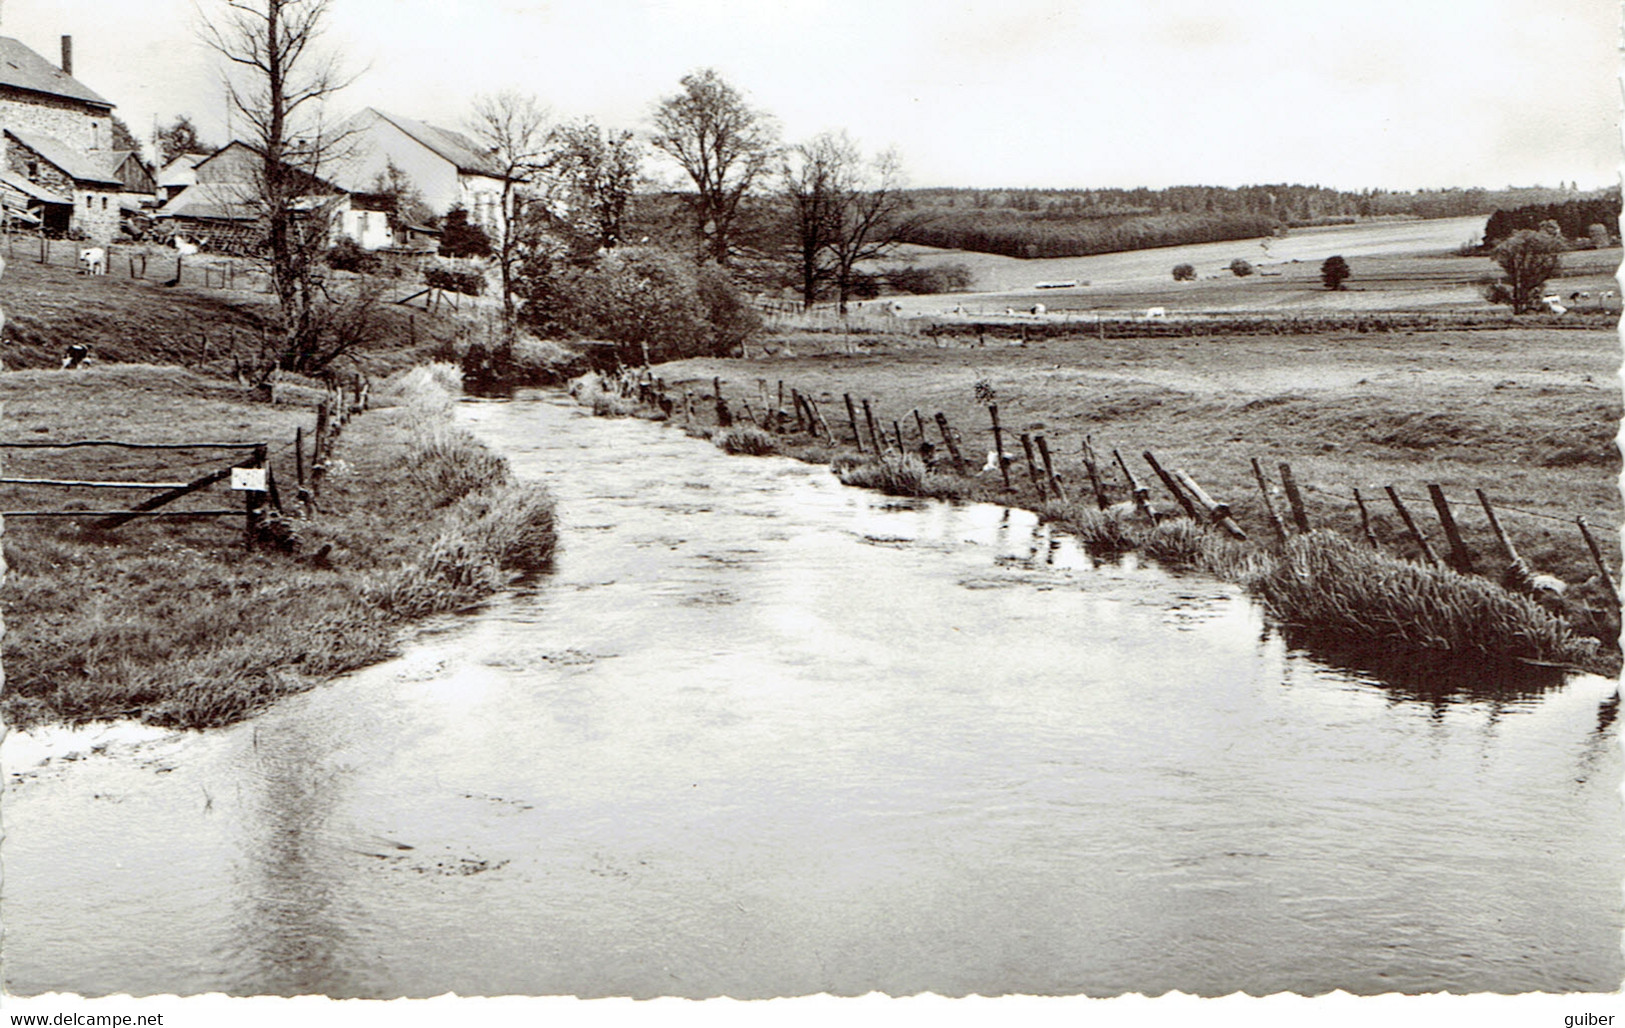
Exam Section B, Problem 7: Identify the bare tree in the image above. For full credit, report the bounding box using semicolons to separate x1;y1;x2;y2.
822;136;910;314
468;91;554;329
201;0;361;375
550;119;641;254
649;68;777;264
780;136;841;310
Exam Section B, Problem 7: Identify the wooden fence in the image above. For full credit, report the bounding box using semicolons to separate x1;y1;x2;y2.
589;365;1621;608
1;376;369;550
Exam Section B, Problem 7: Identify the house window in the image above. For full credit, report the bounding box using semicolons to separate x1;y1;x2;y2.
101;196;108;210
84;194;92;208
26;161;37;181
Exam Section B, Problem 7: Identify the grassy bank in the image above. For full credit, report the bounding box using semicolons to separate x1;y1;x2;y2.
1;363;555;729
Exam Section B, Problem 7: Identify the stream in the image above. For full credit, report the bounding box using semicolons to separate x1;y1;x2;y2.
3;390;1619;998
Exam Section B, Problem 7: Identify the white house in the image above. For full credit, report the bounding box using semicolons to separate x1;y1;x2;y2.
329;108;512;239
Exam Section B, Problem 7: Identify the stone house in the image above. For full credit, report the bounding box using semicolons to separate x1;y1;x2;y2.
0;35;122;241
329;108;513;240
5;128;122;242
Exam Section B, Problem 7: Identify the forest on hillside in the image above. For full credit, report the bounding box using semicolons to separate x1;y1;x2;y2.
890;183;1607;259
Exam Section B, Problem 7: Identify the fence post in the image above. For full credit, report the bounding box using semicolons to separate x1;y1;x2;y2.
1426;484;1475;574
987;404;1011;489
1113;448;1158;523
1353;487;1379;548
1250;458;1288;542
807;397;834;443
843;393;865;453
861;398;884;455
712;377;731;427
1278;462;1311;533
1173;468;1246;539
912;409;927;443
1018;433;1046;499
891;419;905;454
1143;450;1197;520
935;412;966;475
1080;436;1109;510
1384;486;1438;567
245;443;268;550
1035;435;1067;503
1576;516;1621;609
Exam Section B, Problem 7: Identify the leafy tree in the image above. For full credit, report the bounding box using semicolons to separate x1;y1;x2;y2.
1320;255;1351;290
649;68;778;264
1587;223;1612;249
540;246;755;362
109;115;141;153
439;207;493;258
369;160;434;230
1486;230;1563;313
1229;258;1254;277
154;114;214;165
1171;263;1196;281
550;119;641;253
469;91;555;328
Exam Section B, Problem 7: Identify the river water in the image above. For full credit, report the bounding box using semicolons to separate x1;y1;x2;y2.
3;391;1620;998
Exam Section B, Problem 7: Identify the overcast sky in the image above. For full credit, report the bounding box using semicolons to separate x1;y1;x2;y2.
3;0;1618;191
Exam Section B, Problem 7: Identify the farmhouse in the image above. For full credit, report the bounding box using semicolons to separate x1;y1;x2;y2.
156;152;210;203
330;107;511;241
0;34;124;242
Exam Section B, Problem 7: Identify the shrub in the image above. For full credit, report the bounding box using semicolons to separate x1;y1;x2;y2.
1172;263;1197;281
888;263;976;294
326;237;381;274
439;207;492;258
834;454;973;500
1320;255;1351;290
1229;258;1254;277
713;425;776;455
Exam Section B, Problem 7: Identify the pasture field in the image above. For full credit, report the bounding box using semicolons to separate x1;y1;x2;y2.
656;323;1622;598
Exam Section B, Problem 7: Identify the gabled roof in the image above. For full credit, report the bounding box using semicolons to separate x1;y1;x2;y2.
0;36;111;108
363;108;506;178
155;181;260;221
93;149;137;173
0;171;69;205
4;129;123;187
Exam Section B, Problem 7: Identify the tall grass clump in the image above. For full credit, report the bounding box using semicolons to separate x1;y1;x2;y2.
834;454;974;500
371;481;557;620
569;372;639;417
713;424;776;455
1253;531;1600;668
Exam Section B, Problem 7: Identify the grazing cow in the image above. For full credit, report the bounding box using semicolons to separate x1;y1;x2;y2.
1031;303;1046;315
1601;290;1617;299
173;234;200;256
981;450;1015;474
61;343;89;369
1541;295;1567;314
1144;306;1167;319
78;247;106;275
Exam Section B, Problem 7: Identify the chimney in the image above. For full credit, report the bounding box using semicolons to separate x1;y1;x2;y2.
60;35;72;77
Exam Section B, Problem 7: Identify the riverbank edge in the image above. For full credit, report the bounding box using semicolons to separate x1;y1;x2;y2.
566;373;1620;683
1;364;557;732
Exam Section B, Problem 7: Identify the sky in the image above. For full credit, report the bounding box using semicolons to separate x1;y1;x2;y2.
0;0;1618;191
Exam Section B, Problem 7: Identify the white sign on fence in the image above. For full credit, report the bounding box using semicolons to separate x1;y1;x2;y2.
230;467;268;492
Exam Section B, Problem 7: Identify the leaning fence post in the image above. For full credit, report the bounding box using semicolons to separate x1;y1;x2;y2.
1035;434;1067;503
1143;450;1198;520
1385;486;1438;567
843;393;865;453
1353;487;1379;549
1426;484;1475;574
861;398;884;455
988;404;1011;489
1113;448;1158;523
807;397;834;444
912;409;927;443
935;412;966;475
1250;458;1288;542
1278;462;1311;533
1081;436;1109;510
1576;516;1621;609
891;419;905;454
1173;468;1246;539
1476;488;1530;588
1018;433;1046;500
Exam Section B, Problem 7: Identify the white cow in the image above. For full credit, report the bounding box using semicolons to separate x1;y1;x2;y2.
78;247;106;275
1144;307;1167;320
173;234;200;256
